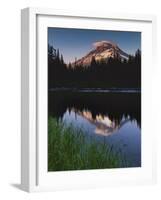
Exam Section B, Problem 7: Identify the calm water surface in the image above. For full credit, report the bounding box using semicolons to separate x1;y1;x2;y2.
49;90;141;167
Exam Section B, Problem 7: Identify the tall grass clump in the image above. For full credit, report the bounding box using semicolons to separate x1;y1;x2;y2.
48;117;124;171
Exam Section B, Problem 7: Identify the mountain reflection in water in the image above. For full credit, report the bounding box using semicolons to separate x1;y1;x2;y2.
69;109;131;136
49;90;141;128
49;90;141;167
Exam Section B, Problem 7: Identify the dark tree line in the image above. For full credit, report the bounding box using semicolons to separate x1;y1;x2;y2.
48;44;141;89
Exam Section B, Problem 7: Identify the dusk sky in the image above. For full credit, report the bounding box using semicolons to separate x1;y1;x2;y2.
48;27;141;64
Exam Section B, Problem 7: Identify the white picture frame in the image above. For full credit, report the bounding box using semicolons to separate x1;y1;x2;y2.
21;7;157;192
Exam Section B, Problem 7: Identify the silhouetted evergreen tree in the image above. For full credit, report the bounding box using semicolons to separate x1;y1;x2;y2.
48;44;141;89
91;56;97;68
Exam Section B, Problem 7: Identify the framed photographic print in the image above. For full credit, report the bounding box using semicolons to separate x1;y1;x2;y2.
21;8;156;192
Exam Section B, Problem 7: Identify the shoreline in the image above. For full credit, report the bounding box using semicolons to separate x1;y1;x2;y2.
49;87;141;93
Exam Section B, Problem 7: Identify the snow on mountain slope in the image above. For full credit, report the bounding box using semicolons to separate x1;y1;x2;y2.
72;41;129;67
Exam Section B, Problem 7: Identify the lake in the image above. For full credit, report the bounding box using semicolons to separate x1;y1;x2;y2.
48;90;141;168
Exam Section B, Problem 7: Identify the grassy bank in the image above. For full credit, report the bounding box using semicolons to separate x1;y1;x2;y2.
48;117;124;171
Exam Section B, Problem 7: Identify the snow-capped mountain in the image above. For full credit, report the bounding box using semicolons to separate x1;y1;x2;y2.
72;41;129;67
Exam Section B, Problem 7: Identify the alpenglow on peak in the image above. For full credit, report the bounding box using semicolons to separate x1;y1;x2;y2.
72;40;129;67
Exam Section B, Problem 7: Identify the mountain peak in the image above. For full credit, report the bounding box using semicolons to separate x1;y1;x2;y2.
72;40;129;67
